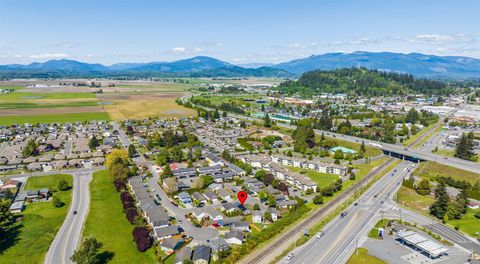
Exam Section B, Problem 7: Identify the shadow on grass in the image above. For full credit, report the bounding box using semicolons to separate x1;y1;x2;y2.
97;250;114;264
0;222;23;254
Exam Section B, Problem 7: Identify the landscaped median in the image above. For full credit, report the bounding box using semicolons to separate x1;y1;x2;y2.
0;174;72;264
82;170;157;263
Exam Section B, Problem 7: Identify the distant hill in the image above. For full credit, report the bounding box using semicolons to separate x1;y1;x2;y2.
0;56;290;78
1;52;479;79
273;51;480;78
277;67;454;96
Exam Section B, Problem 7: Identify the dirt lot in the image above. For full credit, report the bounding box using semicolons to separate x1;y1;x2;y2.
0;106;105;116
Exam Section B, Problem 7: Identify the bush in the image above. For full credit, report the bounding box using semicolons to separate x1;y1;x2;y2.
57;179;70;191
123;201;135;210
114;179;127;192
313;195;324;205
121;192;134;204
126;208;138;224
52;196;64;207
132;227;153;252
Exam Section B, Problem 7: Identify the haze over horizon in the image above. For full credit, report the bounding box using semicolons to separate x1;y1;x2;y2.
1;0;479;65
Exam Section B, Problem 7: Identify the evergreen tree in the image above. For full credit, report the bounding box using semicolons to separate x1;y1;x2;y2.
161;164;174;179
89;136;99;150
455;132;477;161
415;179;431;195
264;113;272;128
429;182;450;219
127;144;136;158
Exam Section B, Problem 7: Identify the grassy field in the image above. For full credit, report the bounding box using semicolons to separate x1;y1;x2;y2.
194;94;261;107
346;248;386;264
83;170;157;263
0;112;110;125
0;101;101;109
397;186;434;214
447;208;480;238
322;136;382;157
288;166;339;188
103;99;196;120
0;92;96;101
414;161;480;184
0;174;73;264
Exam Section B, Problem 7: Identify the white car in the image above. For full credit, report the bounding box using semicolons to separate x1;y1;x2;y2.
287;253;294;260
316;231;324;239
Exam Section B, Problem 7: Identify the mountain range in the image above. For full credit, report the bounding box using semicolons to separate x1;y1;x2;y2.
0;52;479;79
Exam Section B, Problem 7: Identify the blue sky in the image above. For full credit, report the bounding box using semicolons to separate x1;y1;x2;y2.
0;0;479;65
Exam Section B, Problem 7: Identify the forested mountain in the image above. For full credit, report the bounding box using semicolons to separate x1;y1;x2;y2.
277;67;454;96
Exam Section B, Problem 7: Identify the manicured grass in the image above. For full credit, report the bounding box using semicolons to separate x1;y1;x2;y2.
415;161;480;184
397;186;434;214
322;136;382;157
447;208;480;238
0;174;73;264
83;170;157;263
0;112;110;125
288;166;339;188
346;248;386;264
0;92;96;101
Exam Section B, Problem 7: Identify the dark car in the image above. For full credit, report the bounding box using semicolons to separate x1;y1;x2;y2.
73;210;77;215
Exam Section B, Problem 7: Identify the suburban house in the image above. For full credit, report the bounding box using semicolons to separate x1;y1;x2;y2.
224;229;245;245
192;245;211;264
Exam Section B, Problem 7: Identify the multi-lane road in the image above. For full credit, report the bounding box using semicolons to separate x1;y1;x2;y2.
284;161;413;264
44;170;93;264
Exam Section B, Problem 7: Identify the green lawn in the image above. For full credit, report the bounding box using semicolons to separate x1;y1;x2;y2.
288;166;339;188
346;248;386;264
322;136;382;157
83;170;157;263
447;208;480;238
0;174;73;264
414;161;480;184
0;112;110;125
0;92;96;101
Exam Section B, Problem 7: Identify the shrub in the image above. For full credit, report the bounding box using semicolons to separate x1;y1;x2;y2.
114;179;127;192
132;227;153;252
121;192;134;204
126;208;138;224
123;201;135;210
52;196;64;207
57;179;70;191
475;211;480;219
313;195;324;205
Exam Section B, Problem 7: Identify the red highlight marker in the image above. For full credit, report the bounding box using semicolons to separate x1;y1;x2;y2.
237;191;248;205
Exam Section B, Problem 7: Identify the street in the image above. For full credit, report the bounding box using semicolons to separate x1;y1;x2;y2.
44;171;93;264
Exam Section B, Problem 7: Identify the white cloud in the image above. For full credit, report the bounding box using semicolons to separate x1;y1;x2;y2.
29;53;69;59
409;34;473;44
193;47;203;52
171;47;187;53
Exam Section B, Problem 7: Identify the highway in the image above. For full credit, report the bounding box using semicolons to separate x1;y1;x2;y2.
44;170;93;264
283;161;413;264
183;95;480;173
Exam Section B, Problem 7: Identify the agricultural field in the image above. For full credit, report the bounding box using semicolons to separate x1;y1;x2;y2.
82;170;157;263
0;81;196;124
0;174;73;264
